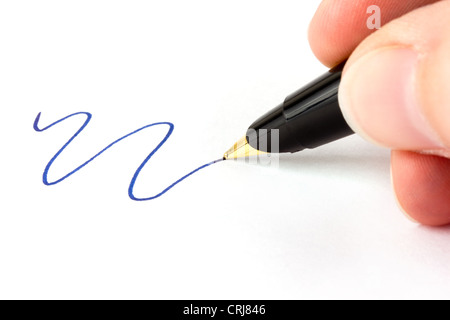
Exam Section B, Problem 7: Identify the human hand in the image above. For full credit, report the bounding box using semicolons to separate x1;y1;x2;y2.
309;0;450;226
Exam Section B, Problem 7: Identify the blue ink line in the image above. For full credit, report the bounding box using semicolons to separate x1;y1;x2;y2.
33;112;222;201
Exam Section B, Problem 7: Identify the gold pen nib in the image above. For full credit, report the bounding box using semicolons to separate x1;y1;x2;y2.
223;136;267;160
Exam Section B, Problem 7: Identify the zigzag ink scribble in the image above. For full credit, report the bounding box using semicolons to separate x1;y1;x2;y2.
33;112;222;201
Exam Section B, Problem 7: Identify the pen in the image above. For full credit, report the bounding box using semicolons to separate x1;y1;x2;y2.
223;61;354;160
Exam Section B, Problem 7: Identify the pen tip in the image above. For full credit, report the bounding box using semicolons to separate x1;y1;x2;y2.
222;136;266;160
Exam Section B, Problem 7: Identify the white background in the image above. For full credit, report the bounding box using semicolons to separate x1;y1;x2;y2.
1;0;450;299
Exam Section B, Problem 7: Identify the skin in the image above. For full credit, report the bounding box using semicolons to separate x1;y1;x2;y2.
309;0;450;226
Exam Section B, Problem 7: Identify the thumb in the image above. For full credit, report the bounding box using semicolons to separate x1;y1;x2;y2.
339;0;450;157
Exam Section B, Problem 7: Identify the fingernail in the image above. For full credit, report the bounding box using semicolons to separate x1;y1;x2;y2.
339;47;444;150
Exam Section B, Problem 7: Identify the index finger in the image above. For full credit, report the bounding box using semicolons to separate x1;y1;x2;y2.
308;0;441;67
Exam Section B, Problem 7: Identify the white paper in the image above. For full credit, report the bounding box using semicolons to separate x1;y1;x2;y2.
1;0;450;299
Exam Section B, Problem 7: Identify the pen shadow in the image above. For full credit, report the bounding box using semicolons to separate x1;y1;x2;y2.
277;144;391;175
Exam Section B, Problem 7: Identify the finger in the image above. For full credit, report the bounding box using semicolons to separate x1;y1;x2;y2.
338;1;450;154
308;0;441;67
392;151;450;226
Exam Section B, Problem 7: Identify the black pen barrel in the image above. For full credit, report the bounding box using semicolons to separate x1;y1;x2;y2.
246;62;354;153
